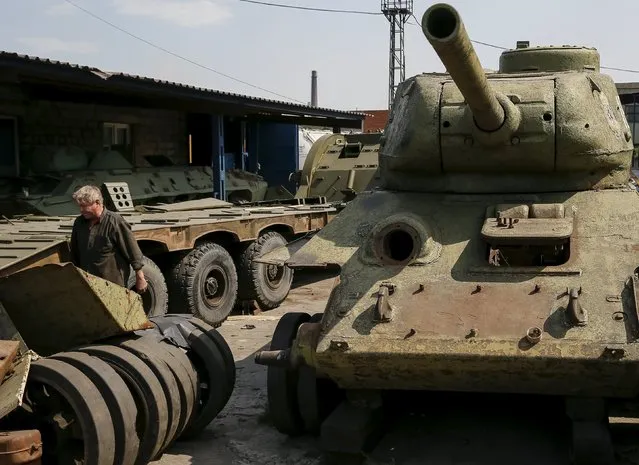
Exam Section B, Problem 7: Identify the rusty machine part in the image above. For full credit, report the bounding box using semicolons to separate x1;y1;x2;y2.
255;3;637;464
292;133;382;202
0;264;236;465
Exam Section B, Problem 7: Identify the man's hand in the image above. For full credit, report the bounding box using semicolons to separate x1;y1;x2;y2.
135;269;148;293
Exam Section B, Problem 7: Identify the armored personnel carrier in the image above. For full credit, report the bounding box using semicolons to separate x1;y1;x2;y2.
0;149;292;217
291;132;382;202
255;4;637;464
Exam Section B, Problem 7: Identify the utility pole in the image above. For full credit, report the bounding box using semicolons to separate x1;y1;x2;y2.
381;0;413;109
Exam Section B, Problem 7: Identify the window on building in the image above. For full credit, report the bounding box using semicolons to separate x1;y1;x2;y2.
103;122;131;149
102;122;134;163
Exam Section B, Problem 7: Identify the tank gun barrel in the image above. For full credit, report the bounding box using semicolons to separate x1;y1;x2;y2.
421;3;505;132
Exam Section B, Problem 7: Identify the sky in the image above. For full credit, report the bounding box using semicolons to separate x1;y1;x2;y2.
2;0;639;112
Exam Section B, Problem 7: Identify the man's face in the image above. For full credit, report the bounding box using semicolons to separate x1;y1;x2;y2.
77;200;102;220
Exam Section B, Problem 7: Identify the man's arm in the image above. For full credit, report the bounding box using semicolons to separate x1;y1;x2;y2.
69;218;80;266
112;216;147;291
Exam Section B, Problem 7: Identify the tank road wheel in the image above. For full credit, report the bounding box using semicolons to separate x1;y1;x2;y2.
111;337;183;454
148;315;235;439
75;344;169;464
297;313;344;435
127;256;169;317
48;351;140;465
125;334;197;440
23;358;116;465
171;316;237;391
267;312;311;436
148;315;232;438
237;231;294;311
172;242;238;327
569;421;615;465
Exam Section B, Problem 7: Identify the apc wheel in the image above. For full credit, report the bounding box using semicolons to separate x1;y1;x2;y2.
267;312;311;436
48;351;140;465
127;256;168;317
237;231;294;310
172;242;238;327
75;344;169;464
25;358;116;465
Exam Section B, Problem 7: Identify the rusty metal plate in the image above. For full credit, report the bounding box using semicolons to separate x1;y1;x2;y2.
481;217;573;243
0;341;19;383
0;235;68;275
372;282;554;340
139;197;233;211
0;263;152;356
0;352;31;420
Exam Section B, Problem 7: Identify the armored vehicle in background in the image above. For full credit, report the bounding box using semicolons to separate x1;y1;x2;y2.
291;132;381;202
256;4;637;464
0;149;292;217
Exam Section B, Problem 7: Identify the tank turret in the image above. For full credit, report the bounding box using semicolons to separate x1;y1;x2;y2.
256;4;639;464
381;3;633;194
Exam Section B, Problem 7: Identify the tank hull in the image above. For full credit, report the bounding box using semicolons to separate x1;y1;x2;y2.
313;337;639;398
287;188;639;398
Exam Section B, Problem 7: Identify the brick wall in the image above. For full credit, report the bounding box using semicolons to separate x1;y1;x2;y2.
0;83;188;174
361;109;389;133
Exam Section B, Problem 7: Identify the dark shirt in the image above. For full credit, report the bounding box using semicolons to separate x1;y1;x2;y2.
70;208;144;287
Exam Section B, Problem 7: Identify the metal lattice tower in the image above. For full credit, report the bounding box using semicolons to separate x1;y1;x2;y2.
381;0;413;109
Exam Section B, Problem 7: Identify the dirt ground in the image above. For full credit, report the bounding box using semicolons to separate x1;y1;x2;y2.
155;272;639;465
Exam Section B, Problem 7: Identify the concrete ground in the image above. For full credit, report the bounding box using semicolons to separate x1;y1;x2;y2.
155;272;639;465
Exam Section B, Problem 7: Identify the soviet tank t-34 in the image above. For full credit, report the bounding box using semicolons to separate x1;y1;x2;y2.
256;3;637;464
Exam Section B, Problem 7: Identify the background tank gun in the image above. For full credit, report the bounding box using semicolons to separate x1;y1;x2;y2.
256;3;637;463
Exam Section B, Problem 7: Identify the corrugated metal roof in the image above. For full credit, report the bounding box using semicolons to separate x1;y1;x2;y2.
0;50;366;120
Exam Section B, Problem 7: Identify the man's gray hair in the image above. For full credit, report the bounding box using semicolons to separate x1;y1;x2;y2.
72;185;103;205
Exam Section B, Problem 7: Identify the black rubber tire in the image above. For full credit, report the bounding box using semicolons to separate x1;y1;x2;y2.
112;337;183;456
169;315;236;394
147;316;231;439
267;312;311;436
27;358;116;465
170;242;238;327
237;231;294;310
49;351;140;465
147;315;236;436
165;251;189;315
124;334;196;441
127;256;169;317
179;327;230;439
75;344;168;464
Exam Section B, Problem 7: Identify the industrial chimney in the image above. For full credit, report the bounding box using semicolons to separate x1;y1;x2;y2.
311;70;318;107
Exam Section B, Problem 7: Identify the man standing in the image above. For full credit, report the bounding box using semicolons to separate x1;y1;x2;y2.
69;184;148;292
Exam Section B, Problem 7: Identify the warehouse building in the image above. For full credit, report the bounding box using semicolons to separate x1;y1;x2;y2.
0;51;365;200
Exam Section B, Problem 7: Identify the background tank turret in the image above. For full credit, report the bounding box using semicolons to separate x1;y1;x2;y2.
256;3;638;463
291;132;382;202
